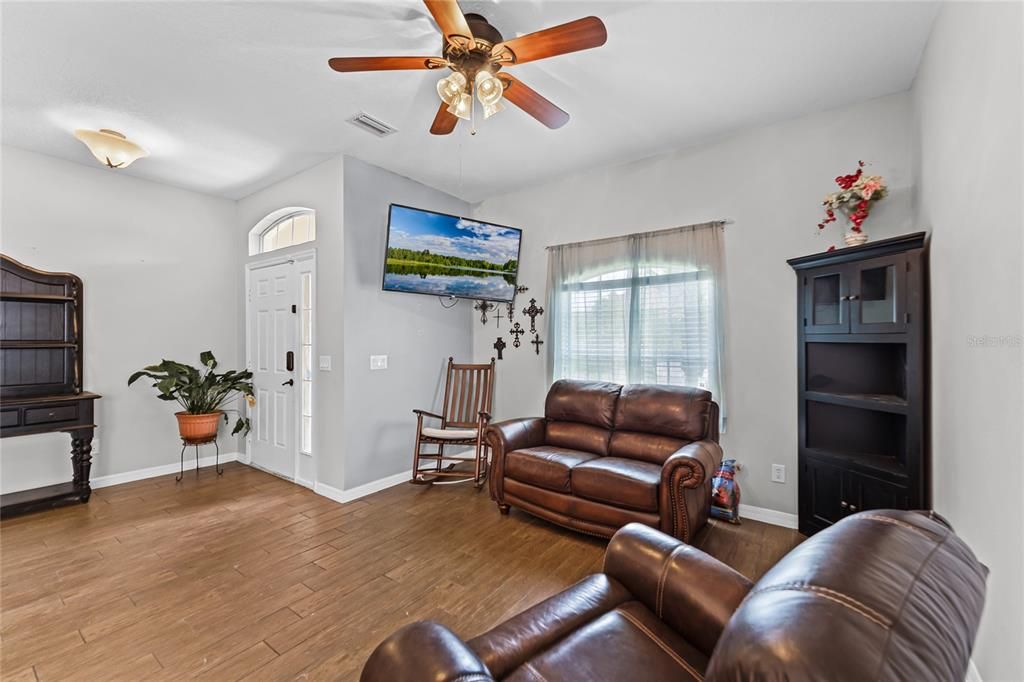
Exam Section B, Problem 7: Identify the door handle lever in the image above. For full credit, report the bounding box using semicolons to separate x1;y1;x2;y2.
282;379;294;387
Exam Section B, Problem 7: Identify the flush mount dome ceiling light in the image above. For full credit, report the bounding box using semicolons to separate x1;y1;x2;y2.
73;128;148;168
327;1;607;135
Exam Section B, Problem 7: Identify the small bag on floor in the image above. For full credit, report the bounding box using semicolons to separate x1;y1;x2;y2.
710;459;741;524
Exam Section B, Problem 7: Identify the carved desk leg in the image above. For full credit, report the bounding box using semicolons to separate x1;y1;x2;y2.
70;428;94;502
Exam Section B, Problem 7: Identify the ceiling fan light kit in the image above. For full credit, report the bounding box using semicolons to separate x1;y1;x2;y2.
73;128;148;168
328;1;607;135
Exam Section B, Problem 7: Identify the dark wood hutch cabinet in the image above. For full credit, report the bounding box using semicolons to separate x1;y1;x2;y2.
0;254;100;518
788;232;928;536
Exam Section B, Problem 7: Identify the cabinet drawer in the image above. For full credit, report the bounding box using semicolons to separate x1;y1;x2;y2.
0;409;19;428
24;404;78;425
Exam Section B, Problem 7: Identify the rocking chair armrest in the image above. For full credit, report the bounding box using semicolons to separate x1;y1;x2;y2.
478;410;492;423
413;409;445;421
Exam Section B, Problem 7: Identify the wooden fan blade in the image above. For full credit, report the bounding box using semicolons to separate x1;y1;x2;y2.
430;102;458;135
499;74;569;129
423;0;474;45
493;16;606;65
328;56;438;72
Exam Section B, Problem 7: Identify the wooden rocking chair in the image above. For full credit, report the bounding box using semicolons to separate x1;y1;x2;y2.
412;357;496;487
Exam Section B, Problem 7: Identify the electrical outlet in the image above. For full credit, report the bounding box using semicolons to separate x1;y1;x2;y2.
370;355;388;371
771;464;786;483
319;355;332;371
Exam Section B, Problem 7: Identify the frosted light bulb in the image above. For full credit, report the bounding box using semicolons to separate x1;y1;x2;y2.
482;100;505;119
474;70;503;107
446;91;472;120
436;72;467;105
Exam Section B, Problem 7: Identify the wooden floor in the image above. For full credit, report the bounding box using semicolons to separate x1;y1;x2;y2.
0;463;802;681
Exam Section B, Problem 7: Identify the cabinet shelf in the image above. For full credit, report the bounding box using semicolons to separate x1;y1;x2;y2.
0;292;74;303
804;447;907;479
805;390;908;414
0;340;76;349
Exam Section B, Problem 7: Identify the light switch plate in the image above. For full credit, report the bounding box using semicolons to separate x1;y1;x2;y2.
370;354;388;370
319;356;332;371
771;464;786;483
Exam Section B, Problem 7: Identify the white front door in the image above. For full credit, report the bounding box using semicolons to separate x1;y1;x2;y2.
248;261;297;479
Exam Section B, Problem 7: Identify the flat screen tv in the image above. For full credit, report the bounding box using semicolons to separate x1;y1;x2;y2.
382;204;522;303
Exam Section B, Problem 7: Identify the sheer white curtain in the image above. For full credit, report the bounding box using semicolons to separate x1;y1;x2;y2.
547;222;728;430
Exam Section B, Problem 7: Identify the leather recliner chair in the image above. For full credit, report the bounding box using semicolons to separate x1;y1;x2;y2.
485;379;722;542
361;510;987;682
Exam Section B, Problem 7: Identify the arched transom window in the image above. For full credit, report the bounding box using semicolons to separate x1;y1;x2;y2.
249;208;316;256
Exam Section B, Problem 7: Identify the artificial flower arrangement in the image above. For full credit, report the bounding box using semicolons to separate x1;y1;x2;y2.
817;161;888;244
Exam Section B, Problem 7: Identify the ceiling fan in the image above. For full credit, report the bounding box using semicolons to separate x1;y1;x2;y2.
328;0;607;135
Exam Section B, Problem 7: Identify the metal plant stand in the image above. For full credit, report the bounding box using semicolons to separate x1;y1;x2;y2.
176;437;222;482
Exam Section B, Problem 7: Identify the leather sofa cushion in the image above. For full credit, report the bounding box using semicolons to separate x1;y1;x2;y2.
545;379;622;429
505;447;599;493
614;384;713;441
609;431;687;465
547;421;611;456
502;600;707;682
503;479;661;533
571;457;662;512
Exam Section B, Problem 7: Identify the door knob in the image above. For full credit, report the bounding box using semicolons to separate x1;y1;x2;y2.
281;379;294;387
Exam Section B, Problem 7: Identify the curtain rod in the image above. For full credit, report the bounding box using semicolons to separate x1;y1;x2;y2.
544;219;732;251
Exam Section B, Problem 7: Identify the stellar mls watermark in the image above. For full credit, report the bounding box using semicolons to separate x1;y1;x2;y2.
967;335;1022;348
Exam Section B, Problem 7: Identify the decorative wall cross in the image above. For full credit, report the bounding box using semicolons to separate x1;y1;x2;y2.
474;300;495;325
493;336;507;360
531;333;544;355
510;322;526;348
522;298;545;333
506;301;515;324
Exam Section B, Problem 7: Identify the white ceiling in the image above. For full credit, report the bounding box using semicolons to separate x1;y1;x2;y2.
1;1;939;202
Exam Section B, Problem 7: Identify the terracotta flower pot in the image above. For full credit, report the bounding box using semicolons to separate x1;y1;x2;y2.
175;411;222;442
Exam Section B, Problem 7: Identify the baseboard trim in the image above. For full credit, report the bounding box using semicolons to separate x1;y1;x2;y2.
314;470;411;504
91;452;240;489
739;503;799;529
965;659;982;682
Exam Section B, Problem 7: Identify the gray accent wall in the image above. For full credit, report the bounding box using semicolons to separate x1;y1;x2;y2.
342;157;473;489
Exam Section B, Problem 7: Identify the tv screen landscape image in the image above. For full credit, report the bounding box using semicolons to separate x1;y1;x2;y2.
383;204;522;302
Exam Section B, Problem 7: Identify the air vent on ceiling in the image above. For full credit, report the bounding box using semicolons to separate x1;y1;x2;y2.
347;112;398;137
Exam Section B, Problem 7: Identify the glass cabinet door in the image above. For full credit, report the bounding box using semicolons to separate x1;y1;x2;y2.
851;256;908;333
804;267;850;334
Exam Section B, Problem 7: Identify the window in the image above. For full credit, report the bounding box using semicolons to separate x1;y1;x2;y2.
556;266;714;389
249;208;315;256
548;223;727;428
299;271;313;455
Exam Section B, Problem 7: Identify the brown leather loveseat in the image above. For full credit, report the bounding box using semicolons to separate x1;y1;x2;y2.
361;510;987;681
485;379;721;542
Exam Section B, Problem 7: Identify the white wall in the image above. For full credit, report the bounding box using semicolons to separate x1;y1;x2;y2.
235;155;345;490
0;146;239;492
471;92;915;516
341;157;472;489
912;3;1024;679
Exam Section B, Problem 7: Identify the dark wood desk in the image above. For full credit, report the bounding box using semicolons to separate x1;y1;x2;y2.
1;392;101;517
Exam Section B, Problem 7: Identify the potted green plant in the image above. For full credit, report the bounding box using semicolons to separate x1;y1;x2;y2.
128;351;255;442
